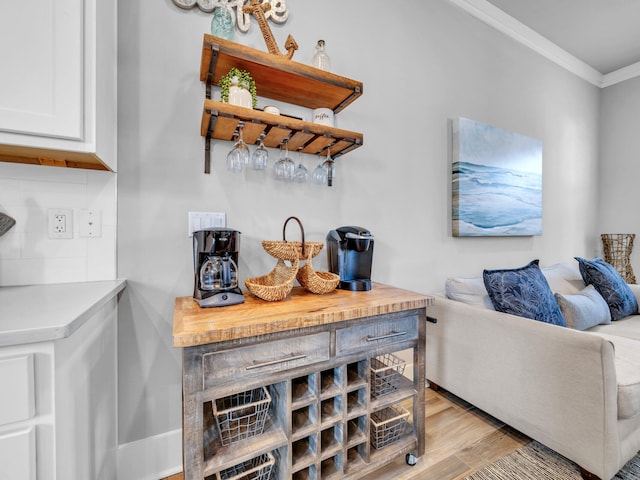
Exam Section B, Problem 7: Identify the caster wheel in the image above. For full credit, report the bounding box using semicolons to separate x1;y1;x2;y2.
406;453;418;466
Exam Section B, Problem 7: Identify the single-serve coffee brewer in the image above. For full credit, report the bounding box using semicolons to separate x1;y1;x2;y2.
193;228;245;307
326;226;374;291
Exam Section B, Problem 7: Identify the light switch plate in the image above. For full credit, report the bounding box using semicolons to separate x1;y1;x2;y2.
188;212;226;237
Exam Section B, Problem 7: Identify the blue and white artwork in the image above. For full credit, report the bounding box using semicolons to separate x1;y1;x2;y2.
452;118;542;237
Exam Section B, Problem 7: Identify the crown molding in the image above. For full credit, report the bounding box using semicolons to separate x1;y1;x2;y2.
602;61;640;88
446;0;639;88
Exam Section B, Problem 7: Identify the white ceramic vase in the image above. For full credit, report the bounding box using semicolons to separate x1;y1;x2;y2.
228;76;253;109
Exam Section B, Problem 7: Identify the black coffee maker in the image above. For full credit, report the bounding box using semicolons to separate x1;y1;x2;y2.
326;226;374;291
193;228;245;307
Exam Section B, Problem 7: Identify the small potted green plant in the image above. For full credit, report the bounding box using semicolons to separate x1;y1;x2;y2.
218;67;257;109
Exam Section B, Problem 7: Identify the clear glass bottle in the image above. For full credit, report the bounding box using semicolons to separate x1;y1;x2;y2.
312;40;331;71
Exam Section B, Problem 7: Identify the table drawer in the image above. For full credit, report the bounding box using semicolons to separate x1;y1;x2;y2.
202;332;330;387
336;315;418;355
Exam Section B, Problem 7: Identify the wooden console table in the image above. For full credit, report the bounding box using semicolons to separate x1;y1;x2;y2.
173;283;432;480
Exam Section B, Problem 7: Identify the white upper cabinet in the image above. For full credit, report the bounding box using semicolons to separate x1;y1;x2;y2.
0;0;117;171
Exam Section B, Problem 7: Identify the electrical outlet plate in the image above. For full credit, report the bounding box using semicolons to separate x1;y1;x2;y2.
188;212;226;237
79;209;102;238
48;208;73;239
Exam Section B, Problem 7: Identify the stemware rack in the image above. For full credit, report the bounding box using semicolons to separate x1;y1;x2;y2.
199;35;364;173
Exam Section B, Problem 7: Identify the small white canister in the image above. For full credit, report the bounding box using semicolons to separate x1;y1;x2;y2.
312;108;334;126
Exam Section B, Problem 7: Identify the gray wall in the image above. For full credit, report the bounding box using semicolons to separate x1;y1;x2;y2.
117;0;601;443
598;76;640;270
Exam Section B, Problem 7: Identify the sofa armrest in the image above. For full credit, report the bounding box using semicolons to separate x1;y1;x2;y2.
426;295;620;479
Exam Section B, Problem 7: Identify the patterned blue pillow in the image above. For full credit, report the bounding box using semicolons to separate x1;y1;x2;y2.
574;257;638;320
483;259;566;326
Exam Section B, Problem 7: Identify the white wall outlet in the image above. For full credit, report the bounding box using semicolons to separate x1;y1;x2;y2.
188;212;226;237
48;208;73;239
79;209;102;238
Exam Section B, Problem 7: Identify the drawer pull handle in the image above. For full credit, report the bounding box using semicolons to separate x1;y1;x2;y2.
246;353;308;370
366;331;407;342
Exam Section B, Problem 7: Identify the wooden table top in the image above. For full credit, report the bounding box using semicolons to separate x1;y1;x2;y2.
173;283;433;348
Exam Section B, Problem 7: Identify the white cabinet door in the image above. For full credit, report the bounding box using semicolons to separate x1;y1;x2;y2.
0;355;35;426
0;427;36;480
0;0;83;140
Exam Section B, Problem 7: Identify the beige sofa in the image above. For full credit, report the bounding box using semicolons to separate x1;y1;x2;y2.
426;262;640;480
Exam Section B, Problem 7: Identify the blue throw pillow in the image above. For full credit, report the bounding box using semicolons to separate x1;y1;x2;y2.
574;257;638;320
483;259;566;326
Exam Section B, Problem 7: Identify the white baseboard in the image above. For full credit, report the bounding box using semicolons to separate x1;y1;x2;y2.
117;428;182;480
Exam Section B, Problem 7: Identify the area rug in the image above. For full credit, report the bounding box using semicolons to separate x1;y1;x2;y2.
464;441;640;480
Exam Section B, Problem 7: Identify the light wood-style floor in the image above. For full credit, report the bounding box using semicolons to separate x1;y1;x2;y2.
162;386;531;480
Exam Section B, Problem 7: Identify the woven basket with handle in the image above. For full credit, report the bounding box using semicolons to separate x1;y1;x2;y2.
261;216;323;261
245;217;339;300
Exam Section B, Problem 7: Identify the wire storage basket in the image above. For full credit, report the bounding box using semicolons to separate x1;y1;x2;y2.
215;452;275;480
214;387;271;446
370;405;409;450
370;353;407;398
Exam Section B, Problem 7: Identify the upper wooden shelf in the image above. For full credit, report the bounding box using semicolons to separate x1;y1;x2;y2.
200;35;363;114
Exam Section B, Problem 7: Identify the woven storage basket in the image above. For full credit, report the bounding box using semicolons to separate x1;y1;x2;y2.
245;256;299;302
261;216;323;261
296;249;339;295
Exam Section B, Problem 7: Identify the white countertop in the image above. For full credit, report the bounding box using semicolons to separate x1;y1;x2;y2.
0;279;126;347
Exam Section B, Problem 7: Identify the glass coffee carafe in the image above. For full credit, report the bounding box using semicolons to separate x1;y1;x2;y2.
199;253;238;291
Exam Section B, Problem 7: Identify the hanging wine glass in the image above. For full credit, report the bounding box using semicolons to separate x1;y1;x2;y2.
274;141;295;182
226;122;250;173
293;150;309;183
273;144;285;180
251;134;269;170
311;155;327;185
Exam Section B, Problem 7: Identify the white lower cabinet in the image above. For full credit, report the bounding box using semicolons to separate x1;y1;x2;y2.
0;426;36;480
0;297;117;480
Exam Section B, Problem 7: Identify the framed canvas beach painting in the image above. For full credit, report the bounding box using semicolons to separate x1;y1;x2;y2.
452;118;542;237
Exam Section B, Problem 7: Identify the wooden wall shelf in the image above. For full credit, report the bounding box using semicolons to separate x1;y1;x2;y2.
199;35;364;173
201;35;363;113
202;101;363;158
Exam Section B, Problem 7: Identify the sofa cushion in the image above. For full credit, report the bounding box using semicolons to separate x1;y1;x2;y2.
587;314;640;341
483;259;566;326
575;257;638;321
555;285;611;330
589;332;640;419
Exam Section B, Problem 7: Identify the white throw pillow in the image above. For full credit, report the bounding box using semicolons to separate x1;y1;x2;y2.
554;285;611;330
445;276;495;310
542;262;585;295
